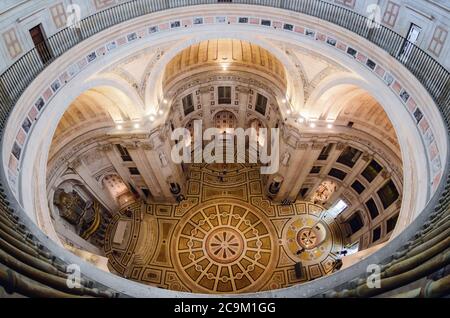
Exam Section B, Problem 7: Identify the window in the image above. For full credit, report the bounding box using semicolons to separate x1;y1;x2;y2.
386;214;399;233
328;168;347;181
218;86;231;104
366;198;379;220
337;146;362;168
362;160;383;183
351;180;366;195
372;227;382;242
377;180;400;209
128;167;140;175
318;144;333;161
299;188;309;198
382;1;400;27
310;166;322;174
49;3;67;29
3;28;23;59
429;26;448;57
255;94;268;115
348;212;364;234
334;0;356;9
328;199;348;218
182;94;194;116
116;144;132;162
94;0;116;10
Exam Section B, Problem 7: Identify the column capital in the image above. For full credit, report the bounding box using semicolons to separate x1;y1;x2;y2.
336;142;346;151
68;158;82;170
99;144;113;152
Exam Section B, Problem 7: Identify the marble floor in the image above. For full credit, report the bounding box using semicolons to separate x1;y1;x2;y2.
105;164;344;294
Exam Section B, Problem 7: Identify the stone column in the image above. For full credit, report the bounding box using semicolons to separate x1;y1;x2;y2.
126;142;168;202
146;130;187;201
286;142;325;201
69;158;118;212
101;144;144;199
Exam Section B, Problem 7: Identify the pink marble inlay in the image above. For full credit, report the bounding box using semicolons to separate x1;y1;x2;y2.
137;29;146;38
406;98;417;113
356;52;367;63
204;17;214;24
28;107;38;122
316;33;326;41
59;71;70;84
77;58;88;70
419;117;430;134
429;142;439;160
273;21;282;28
392;81;402;93
336;42;347;51
96;46;107;56
8;156;18;172
117;37;127;46
433;173;442;191
16;129;26;146
294;26;305;33
182;19;192;27
375;65;385;78
159;23;169;30
43;88;53;101
228;16;237;23
250;18;260;25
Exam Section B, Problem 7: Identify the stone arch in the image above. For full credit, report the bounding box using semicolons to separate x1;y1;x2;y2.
144;34;302;116
83;74;145;121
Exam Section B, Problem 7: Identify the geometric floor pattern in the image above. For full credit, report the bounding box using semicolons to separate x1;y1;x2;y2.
105;163;344;294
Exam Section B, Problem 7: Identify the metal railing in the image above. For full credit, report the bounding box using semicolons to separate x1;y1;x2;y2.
0;0;449;297
0;0;449;130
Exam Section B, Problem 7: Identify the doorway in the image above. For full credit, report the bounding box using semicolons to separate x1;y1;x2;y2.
29;24;53;64
398;23;422;63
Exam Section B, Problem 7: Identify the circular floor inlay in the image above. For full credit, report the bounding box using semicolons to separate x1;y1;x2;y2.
205;227;245;264
297;228;318;249
173;200;276;293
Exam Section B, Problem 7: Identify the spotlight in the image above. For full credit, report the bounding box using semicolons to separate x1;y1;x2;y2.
298;117;305;124
309;122;317;128
149;115;155;122
163;99;168;104
327;123;333;129
133;123;140;129
221;62;230;71
117;124;123;130
287;109;291;115
282;99;287;104
158;110;164;115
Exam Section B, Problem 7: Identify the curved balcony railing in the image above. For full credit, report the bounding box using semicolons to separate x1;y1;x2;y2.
0;0;449;297
0;0;449;124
